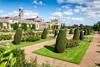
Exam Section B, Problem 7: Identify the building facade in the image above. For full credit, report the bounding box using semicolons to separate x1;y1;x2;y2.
0;8;62;30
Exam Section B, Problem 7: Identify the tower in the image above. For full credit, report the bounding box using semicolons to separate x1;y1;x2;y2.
18;7;24;22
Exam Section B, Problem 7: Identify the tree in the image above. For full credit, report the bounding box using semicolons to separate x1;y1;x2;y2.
73;28;80;40
21;23;27;30
13;28;22;44
55;29;67;53
79;24;84;29
84;29;88;35
41;28;48;39
31;24;36;30
60;23;65;29
80;30;84;40
0;23;3;29
69;29;73;34
54;29;59;37
11;23;19;30
93;21;100;31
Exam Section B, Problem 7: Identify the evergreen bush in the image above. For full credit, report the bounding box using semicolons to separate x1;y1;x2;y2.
54;29;59;37
80;31;84;40
41;28;48;39
73;28;80;40
13;28;22;44
69;29;74;34
55;29;67;53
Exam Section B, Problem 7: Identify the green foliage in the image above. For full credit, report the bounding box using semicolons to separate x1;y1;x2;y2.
80;31;84;40
28;24;32;29
60;23;65;29
69;29;74;34
41;28;48;39
0;34;12;41
0;23;3;29
42;63;52;67
22;29;40;41
55;29;67;53
54;29;59;37
13;28;22;44
84;29;88;35
79;24;84;29
21;23;27;30
0;46;16;67
11;23;19;30
52;25;59;30
12;48;51;67
93;21;100;31
73;28;80;40
31;24;36;30
66;40;80;48
84;28;91;35
13;49;26;67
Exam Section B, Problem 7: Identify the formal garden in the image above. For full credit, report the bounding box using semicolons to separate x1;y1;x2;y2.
0;21;100;67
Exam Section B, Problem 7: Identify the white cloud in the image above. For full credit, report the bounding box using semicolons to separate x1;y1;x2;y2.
32;0;44;6
1;10;39;19
24;10;39;18
52;12;62;17
64;17;84;21
63;11;73;16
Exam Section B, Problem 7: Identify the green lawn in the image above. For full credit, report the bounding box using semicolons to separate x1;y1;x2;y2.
0;37;54;48
33;35;93;64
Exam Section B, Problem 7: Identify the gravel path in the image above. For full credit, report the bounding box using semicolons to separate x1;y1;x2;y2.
23;33;100;67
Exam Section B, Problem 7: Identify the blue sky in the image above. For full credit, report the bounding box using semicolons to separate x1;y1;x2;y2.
0;0;100;25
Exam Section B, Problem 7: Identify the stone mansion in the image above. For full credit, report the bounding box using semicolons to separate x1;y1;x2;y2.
0;8;62;30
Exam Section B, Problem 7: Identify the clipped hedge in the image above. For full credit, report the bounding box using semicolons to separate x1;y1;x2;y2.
41;28;48;39
80;31;84;40
54;29;59;37
73;28;80;40
13;28;22;44
55;29;67;53
66;40;80;48
69;29;74;34
0;34;12;41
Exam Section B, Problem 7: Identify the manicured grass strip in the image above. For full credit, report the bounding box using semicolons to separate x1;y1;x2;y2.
33;35;93;64
0;37;54;48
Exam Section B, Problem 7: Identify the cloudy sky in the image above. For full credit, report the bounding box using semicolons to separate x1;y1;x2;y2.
0;0;100;25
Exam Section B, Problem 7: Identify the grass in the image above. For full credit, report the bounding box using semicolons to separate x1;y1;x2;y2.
0;37;54;48
33;35;93;64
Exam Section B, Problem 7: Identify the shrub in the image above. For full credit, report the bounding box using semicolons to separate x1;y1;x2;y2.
80;31;84;40
22;30;40;42
73;28;80;40
84;28;91;35
13;28;22;44
54;29;59;37
0;29;10;32
69;29;74;34
41;28;48;39
55;29;67;53
13;49;26;67
21;23;27;31
0;34;12;41
84;29;88;35
11;23;19;30
66;40;80;48
0;46;16;67
31;24;36;30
